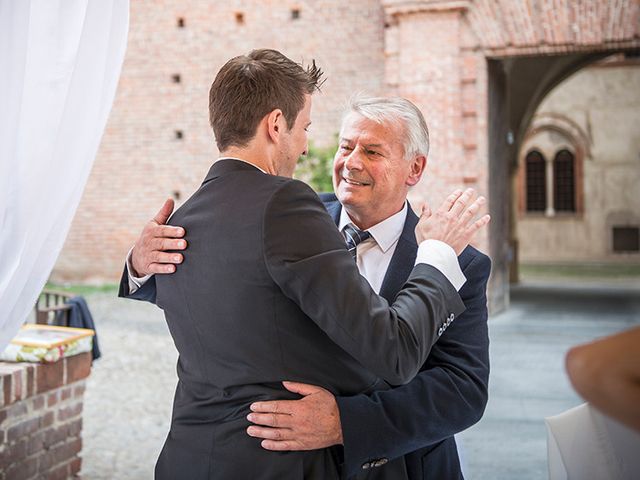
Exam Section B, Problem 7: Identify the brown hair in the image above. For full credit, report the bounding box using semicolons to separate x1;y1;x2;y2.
208;49;324;151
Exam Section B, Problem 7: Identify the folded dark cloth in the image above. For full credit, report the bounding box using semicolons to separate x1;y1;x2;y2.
56;296;101;361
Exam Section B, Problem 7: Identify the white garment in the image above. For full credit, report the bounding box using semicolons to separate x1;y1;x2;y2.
0;0;129;351
338;204;407;294
546;402;640;480
338;203;466;292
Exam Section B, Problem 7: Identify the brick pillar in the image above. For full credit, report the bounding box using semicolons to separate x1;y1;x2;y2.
383;2;490;253
0;353;92;480
383;1;504;309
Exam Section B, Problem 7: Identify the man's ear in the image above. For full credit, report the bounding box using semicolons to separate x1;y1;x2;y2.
407;155;427;186
266;109;286;144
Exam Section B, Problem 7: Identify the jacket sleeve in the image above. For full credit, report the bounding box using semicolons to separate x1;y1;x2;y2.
263;179;466;386
117;265;158;304
336;253;491;478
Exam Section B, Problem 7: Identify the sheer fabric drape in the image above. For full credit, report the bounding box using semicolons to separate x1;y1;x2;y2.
0;0;129;350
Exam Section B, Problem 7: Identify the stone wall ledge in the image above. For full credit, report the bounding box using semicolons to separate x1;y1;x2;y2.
0;352;92;480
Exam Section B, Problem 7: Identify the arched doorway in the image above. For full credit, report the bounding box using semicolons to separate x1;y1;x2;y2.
511;54;640;281
382;0;640;311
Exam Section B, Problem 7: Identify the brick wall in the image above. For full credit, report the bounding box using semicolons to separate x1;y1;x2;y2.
52;0;640;313
53;0;386;284
0;353;91;480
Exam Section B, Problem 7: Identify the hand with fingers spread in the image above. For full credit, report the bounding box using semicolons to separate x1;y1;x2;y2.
416;187;490;255
246;381;343;451
130;198;188;277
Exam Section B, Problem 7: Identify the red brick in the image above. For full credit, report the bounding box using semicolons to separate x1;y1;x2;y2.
47;392;58;408
7;416;40;442
67;418;83;438
4;401;28;419
0;438;27;467
461;55;478;82
41;411;55;429
60;387;72;402
65;353;92;383
2;375;11;407
45;463;68;480
4;456;38;480
58;402;82;422
37;451;55;473
44;426;68;448
73;384;86;398
46;438;82;469
11;371;22;401
37;361;65;394
32;395;45;410
27;431;45;456
70;456;82;475
26;365;35;397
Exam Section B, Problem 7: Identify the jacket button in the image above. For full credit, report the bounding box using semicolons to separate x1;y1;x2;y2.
361;462;371;470
374;458;388;467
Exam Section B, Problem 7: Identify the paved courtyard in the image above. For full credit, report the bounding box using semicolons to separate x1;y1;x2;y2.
79;281;640;479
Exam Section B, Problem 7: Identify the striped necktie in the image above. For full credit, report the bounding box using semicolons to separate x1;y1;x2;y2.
342;223;371;261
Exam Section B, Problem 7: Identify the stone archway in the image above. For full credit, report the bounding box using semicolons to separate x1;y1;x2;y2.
381;0;640;311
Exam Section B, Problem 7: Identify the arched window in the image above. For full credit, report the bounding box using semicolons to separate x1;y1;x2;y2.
525;150;546;212
553;149;576;212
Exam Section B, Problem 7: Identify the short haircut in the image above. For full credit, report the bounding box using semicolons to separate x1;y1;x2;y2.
343;94;430;160
208;49;324;151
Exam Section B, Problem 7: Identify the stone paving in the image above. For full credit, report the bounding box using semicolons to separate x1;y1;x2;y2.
79;282;640;479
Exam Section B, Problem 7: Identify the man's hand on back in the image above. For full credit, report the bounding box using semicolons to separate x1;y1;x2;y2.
130;198;187;277
416;188;490;255
246;381;343;451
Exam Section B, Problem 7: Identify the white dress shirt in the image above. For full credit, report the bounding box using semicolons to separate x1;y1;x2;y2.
338;203;466;293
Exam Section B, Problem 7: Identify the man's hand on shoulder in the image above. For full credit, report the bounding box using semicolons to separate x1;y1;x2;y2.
246;381;343;451
130;198;187;276
416;188;490;255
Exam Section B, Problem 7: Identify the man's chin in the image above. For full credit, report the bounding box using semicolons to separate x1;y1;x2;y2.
336;190;366;209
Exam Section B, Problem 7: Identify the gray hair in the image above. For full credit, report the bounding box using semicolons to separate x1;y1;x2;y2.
342;94;430;160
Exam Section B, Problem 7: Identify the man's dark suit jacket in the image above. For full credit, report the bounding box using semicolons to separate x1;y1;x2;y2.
119;159;465;479
320;194;491;480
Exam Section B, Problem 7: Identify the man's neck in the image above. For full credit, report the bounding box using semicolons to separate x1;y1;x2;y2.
345;203;406;231
220;145;277;175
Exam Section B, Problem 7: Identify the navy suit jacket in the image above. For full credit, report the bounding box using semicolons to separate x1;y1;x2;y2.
319;194;490;480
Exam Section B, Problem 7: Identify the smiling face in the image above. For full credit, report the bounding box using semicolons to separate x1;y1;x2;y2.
333;112;425;229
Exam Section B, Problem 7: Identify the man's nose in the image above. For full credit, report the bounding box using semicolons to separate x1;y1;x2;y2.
344;147;364;171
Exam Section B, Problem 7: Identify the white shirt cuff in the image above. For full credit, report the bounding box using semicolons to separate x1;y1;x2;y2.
126;246;152;294
415;240;466;291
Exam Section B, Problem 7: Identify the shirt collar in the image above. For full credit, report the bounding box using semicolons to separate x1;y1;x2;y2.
217;157;268;174
338;202;408;253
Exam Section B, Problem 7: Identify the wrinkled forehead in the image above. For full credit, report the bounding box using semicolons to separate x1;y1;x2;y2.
339;112;404;147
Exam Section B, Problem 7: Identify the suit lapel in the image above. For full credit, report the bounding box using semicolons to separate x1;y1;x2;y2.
322;198;420;304
322;195;341;225
378;207;419;303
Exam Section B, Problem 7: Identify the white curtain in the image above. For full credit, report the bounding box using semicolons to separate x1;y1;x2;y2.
0;0;129;351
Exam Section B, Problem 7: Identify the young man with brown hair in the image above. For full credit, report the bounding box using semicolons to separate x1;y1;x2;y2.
121;50;489;479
